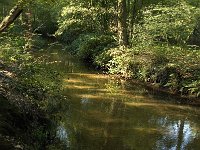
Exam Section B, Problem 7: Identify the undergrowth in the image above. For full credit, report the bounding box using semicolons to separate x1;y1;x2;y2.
0;30;63;112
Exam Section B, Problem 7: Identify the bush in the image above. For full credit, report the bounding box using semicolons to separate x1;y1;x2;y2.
69;33;115;62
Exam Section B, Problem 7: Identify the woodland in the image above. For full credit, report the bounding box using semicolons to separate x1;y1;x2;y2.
1;0;200;97
0;0;200;149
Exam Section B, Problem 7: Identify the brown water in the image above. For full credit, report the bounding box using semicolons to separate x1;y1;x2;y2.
46;48;200;150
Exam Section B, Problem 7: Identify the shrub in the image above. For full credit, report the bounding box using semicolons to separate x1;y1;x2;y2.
69;33;115;62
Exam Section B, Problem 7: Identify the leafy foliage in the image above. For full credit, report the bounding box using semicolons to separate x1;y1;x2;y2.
55;1;116;43
0;32;63;109
69;33;115;62
141;2;199;45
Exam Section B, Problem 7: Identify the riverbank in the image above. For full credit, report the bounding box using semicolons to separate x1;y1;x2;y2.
126;78;200;106
0;32;64;149
0;62;43;115
60;35;200;99
0;66;48;149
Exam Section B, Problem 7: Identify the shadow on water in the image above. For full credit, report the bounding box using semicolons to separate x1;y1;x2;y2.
41;47;200;150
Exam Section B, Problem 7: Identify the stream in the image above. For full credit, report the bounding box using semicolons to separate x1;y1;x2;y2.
45;46;200;150
0;45;200;150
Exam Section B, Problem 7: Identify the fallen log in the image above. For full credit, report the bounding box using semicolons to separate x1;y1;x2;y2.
0;4;23;33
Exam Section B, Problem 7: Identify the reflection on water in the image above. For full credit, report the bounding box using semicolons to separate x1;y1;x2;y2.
47;48;200;150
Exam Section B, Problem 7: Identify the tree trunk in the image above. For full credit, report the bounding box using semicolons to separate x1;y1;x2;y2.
0;4;23;33
118;0;128;47
129;0;143;42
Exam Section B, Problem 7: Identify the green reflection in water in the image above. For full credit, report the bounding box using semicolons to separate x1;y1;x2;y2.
44;47;200;150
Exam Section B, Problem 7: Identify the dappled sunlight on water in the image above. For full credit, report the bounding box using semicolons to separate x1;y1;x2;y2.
45;48;200;150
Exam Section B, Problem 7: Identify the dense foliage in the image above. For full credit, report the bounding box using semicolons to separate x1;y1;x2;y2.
1;0;200;97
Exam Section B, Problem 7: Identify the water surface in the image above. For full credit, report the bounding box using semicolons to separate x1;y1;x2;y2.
45;47;200;150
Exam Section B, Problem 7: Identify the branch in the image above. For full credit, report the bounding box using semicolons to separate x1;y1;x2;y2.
0;3;23;33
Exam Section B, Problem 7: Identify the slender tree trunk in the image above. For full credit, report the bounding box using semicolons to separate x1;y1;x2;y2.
24;8;33;50
129;0;143;42
129;0;137;40
118;0;128;47
0;3;23;33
